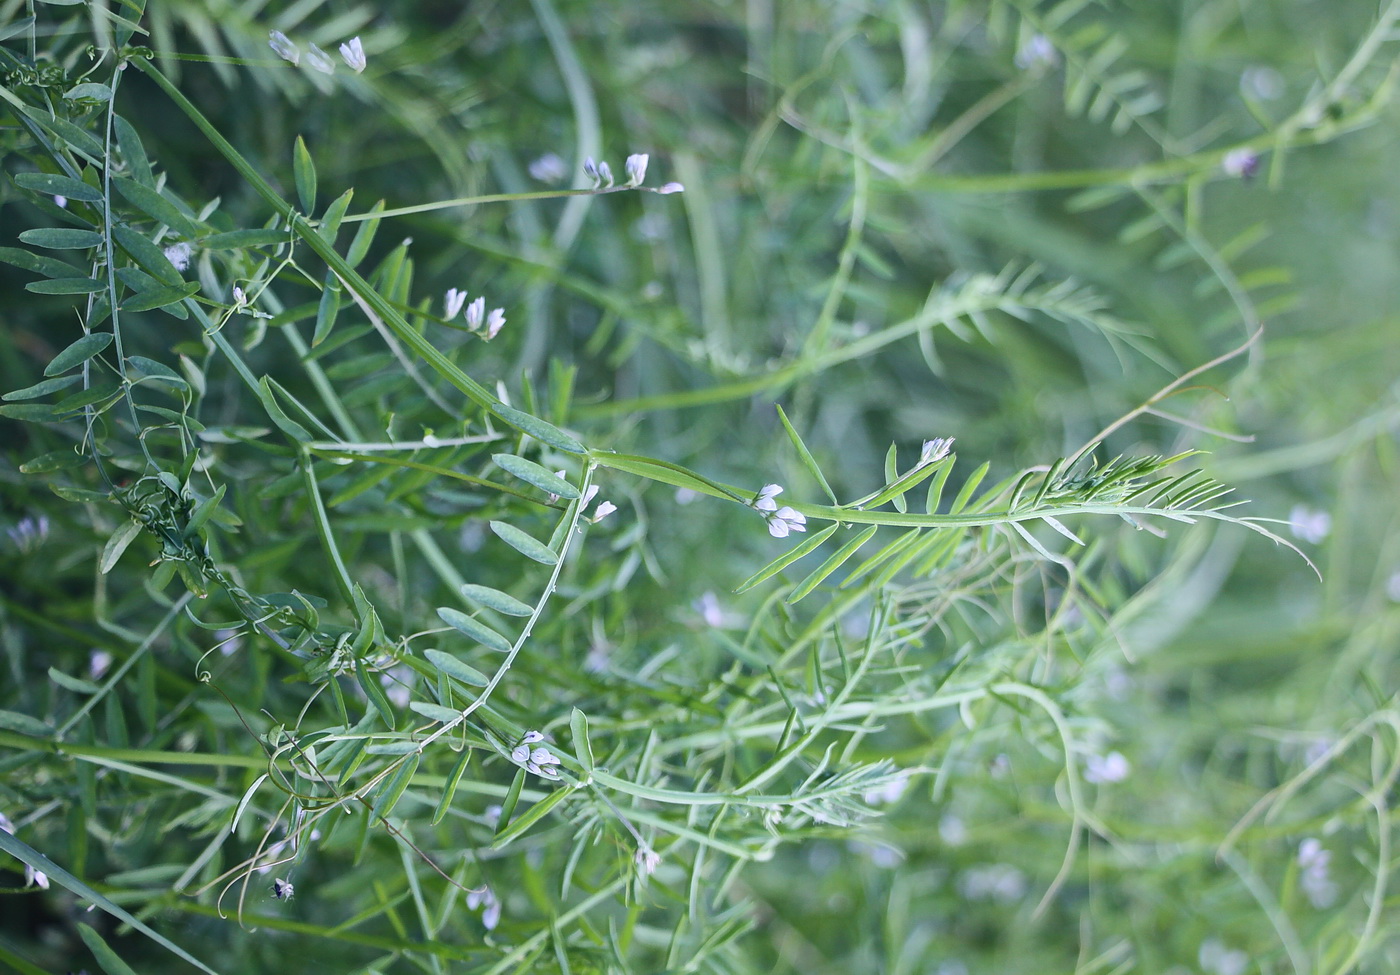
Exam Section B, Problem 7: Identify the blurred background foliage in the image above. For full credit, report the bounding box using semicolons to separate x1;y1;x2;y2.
3;0;1400;972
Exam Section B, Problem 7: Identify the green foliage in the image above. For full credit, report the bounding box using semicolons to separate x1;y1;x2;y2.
2;2;1399;973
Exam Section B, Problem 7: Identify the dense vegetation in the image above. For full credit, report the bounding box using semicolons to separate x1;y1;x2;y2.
3;2;1399;972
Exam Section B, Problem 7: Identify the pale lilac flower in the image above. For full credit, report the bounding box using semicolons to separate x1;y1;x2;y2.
163;242;191;272
305;43;335;74
215;627;242;656
766;506;807;539
635;846;661;876
595;160;614;187
484;307;505;340
958;864;1027;902
590;500;617;523
466;886;501;930
624;153;649;187
89;650;112;679
528;153;568;184
24;864;49;890
754;483;783;513
1289;505;1331;544
1298;837;1339;908
581;485;600;508
269;30;301;66
1015;33;1058;71
1199;939;1248;975
511;744;530;763
339;37;366;74
694;591;743;629
520;730;545;744
675;487;699;505
232;285;247;307
465;296;485;331
1241;66;1284;101
444;288;468;319
53;195;67;209
271;877;294;900
1387;570;1400;603
7;516;48;552
483;804;503;827
1084;750;1130;784
919;437;954;467
1222;148;1260;180
847;840;902;868
657;182;685;195
939;813;968;846
583;157;604;188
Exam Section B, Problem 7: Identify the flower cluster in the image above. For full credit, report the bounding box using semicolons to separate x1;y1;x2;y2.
1083;749;1130;784
6;515;48;553
269;30;366;75
634;846;661;876
582;154;683;194
443;289;506;340
466;885;502;930
577;484;617;524
1289;504;1331;544
918;437;954;467
754;484;807;538
1297;837;1339;908
1222;148;1260;180
511;730;560;777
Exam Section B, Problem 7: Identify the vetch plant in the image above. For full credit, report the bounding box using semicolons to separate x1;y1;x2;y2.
0;3;1392;974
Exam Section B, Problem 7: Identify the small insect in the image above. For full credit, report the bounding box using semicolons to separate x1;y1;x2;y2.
272;877;295;901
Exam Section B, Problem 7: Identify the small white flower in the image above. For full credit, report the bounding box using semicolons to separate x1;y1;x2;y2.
1289;505;1331;544
232;285;247;307
378;665;413;709
24;865;49;890
511;744;530;763
305;43;335;74
7;516;49;552
467;885;502;930
271;877;294;900
918;437;954;467
465;296;485;331
548;470;569;502
164;242;192;272
484;307;505;340
482;894;501;929
53;195;67;209
89;650;112;679
754;483;783;513
694;591;725;628
590;500;617;523
444;288;468;319
269;30;301;66
215;627;243;656
1015;33;1058;71
528;153;568;184
583;157;602;187
520;730;545;744
657;182;685;195
624;153;649;187
1084;750;1130;784
766;506;807;539
1222;148;1261;180
596;160;614;187
581;484;601;508
483;804;503;826
1199;938;1248;975
635;846;661;876
531;747;560;766
339;36;366;74
1298;837;1339;908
